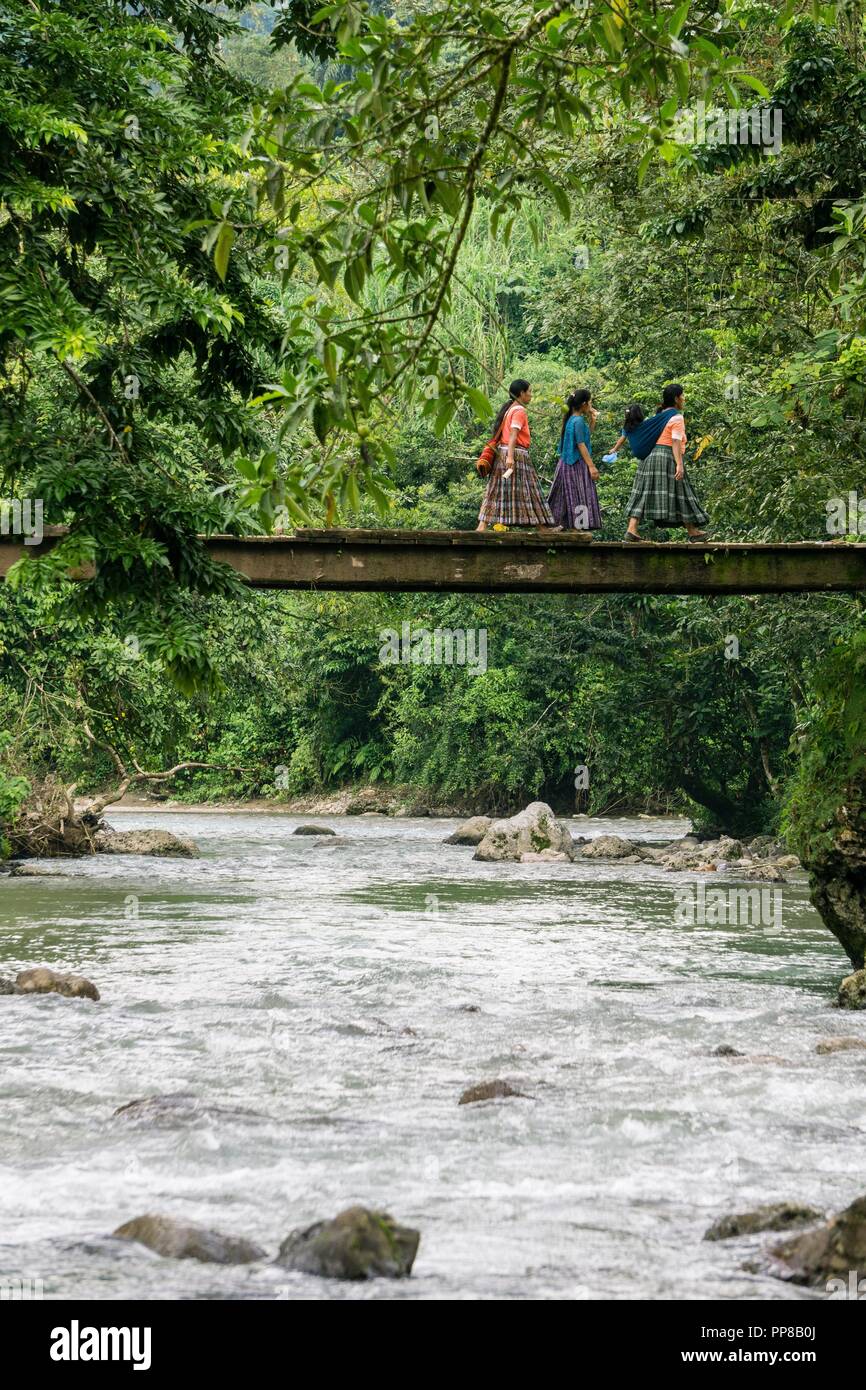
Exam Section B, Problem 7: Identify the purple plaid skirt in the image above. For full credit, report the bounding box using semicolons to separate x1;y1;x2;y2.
547;458;602;530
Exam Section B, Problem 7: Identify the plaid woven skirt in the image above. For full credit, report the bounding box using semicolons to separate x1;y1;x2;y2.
478;446;555;527
626;444;709;527
547;458;602;530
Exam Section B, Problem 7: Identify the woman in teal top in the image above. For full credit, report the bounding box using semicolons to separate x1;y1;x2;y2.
547;389;602;530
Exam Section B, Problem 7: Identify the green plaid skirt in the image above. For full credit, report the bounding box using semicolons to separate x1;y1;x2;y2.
626;444;709;527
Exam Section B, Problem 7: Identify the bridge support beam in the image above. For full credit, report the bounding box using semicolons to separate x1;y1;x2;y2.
1;529;865;595
203;530;866;595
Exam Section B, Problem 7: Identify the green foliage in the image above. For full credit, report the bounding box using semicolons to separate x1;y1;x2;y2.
0;732;30;857
0;0;287;688
784;620;866;864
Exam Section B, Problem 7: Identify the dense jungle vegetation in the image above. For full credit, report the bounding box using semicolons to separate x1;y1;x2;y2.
1;0;864;847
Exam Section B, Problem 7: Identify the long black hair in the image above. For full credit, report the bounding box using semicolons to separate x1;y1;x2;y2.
623;403;644;433
657;382;684;412
559;388;592;448
492;378;530;436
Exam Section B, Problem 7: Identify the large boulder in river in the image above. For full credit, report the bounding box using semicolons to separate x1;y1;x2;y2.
293;824;336;836
837;969;866;1010
276;1206;419;1280
14;966;99;1001
114;1214;265;1264
704;1202;823;1242
459;1078;527;1105
95;828;199;857
444;816;492;846
473;802;573;862
769;1194;866;1285
579;834;636;859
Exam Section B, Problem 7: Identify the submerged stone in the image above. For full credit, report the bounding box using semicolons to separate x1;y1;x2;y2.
112;1092;263;1127
815;1036;866;1054
114;1213;265;1264
15;966;99;1001
705;1203;823;1241
9;862;68;877
293;824;336;835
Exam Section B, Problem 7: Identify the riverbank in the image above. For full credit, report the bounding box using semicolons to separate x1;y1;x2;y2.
90;785;683;821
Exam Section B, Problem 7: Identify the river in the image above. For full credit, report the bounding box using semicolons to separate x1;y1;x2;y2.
1;810;862;1300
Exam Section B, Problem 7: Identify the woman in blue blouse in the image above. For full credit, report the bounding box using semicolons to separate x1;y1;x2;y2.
547;389;602;531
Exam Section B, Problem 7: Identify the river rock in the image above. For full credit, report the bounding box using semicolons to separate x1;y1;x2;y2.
579;834;636;859
746;834;779;858
727;1054;792;1066
711;1044;745;1057
14;967;100;1001
704;1203;823;1241
837;969;866;1010
815;1036;866;1055
636;844;672;863
736;863;787;883
444;816;492;846
95;828;199;857
458;1078;526;1105
473;802;574;862
114;1214;265;1264
112;1092;264;1127
660;848;706;870
714;836;744;859
0;977;15;995
769;1194;866;1285
292;824;336;835
9;863;67;877
275;1206;419;1280
658;836;787;876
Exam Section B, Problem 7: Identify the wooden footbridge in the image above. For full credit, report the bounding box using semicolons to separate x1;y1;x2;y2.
2;528;865;594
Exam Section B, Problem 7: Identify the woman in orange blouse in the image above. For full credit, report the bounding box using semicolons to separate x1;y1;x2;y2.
477;379;556;531
624;384;709;542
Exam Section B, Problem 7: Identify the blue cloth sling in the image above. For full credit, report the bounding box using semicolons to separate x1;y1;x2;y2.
625;408;678;460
